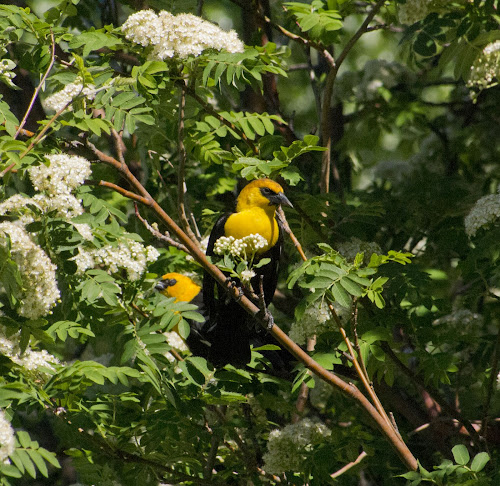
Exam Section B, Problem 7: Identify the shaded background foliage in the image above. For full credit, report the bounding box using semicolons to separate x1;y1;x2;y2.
0;0;499;485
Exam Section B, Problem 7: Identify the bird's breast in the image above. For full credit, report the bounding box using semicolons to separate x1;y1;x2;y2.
224;208;279;253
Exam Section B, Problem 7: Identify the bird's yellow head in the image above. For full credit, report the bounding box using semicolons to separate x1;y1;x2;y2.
155;272;201;303
236;179;293;212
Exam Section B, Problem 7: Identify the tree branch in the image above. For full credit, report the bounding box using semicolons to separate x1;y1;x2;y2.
90;145;417;471
320;0;386;194
177;80;199;244
14;30;55;140
134;203;189;253
330;450;368;479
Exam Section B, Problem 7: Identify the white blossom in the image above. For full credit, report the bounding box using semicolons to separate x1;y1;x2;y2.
397;0;455;25
464;189;500;237
433;309;483;328
288;301;338;345
214;234;268;260
0;222;60;319
163;331;189;362
240;269;256;284
0;409;15;465
70;248;96;273
262;418;331;474
29;154;92;196
73;223;94;241
336;237;381;263
44;77;96;112
71;241;159;281
468;40;500;92
11;349;59;373
122;9;244;60
0;326;59;378
0;58;16;89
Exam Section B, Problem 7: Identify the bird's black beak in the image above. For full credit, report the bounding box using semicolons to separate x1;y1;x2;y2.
267;191;293;208
155;278;177;291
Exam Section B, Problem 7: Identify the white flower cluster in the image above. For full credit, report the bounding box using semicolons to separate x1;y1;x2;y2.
214;234;268;260
0;325;59;378
0;58;16;82
468;40;500;92
0;409;15;465
337;237;381;263
0;193;85;223
464;188;500;237
71;241;160;281
29;154;92;196
240;269;256;284
310;378;334;410
397;0;453;25
164;331;189;363
44;77;96;112
0;222;60;319
262;418;331;474
122;9;245;60
289;301;347;345
433;309;483;328
336;60;412;104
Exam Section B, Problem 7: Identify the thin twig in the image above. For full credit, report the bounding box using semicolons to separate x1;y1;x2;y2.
203;434;219;479
111;127;126;165
293;335;317;423
134;203;189;253
320;0;386;194
330;450;368;479
177;80;199;244
351;299;369;382
85;180;150;205
228;0;334;66
14;31;56;140
279;206;395;430
277;207;307;262
328;302;395;430
1;102;74;178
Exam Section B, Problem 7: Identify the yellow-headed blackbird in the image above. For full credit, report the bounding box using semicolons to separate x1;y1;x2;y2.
203;179;292;367
155;272;210;359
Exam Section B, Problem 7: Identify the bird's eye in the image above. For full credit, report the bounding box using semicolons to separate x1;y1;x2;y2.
261;187;276;196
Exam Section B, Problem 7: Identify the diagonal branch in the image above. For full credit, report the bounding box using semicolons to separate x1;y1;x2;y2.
177;80;199;244
88;144;417;471
14;31;56;140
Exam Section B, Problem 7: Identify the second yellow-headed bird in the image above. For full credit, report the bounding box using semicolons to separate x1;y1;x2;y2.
203;178;292;367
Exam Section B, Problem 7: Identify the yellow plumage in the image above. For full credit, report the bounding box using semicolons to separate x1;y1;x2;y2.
224;179;285;253
158;272;201;303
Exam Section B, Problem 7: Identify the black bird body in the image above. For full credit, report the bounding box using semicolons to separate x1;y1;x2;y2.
202;179;292;367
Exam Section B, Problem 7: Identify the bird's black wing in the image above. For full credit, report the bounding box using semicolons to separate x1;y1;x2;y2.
201;213;287;368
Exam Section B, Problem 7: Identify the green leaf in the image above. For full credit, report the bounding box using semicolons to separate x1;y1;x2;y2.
470;452;490;472
452;445;470;465
331;282;351;308
27;449;48;478
17;431;31;449
339;276;363;297
361;327;391;344
16;449;36;478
